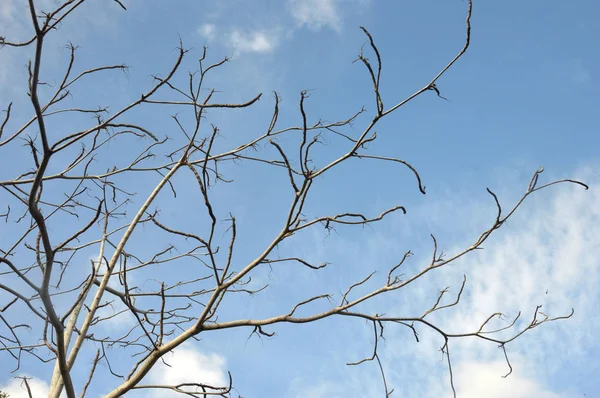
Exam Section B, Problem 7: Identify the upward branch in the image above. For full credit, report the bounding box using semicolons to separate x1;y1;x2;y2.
1;1;587;398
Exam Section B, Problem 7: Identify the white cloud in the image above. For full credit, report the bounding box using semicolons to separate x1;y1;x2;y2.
198;23;217;41
448;360;560;398
283;164;599;397
410;166;600;394
448;169;598;342
196;0;372;57
197;24;280;55
0;376;50;398
146;345;227;397
287;0;342;32
229;29;278;54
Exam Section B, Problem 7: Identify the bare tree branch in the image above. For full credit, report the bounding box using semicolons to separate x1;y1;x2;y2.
0;1;587;397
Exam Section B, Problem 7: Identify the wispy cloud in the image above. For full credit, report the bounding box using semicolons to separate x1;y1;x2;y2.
287;0;342;32
394;165;600;395
198;23;217;41
229;29;279;54
196;0;370;56
198;23;280;55
279;164;599;396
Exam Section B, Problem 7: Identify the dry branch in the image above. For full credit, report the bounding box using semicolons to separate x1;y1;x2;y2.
0;1;586;397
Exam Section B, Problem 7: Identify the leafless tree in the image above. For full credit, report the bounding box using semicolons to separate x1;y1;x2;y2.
0;1;588;397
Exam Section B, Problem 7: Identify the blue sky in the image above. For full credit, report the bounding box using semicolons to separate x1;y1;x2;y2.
0;0;599;397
